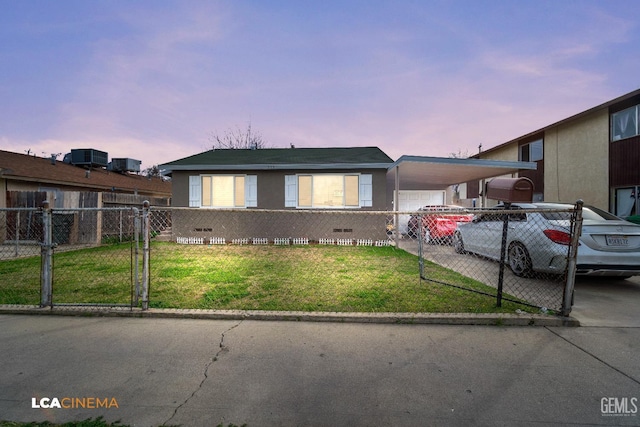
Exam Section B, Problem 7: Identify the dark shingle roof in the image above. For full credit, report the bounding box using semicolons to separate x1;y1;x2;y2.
161;147;394;171
0;150;171;196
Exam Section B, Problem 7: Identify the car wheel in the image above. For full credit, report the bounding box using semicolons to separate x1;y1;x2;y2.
453;232;465;254
508;242;533;277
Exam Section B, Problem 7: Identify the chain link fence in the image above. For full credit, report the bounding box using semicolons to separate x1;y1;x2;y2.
409;205;581;313
0;203;581;315
144;207;410;311
0;209;42;304
47;207;141;307
0;206;141;307
146;205;579;314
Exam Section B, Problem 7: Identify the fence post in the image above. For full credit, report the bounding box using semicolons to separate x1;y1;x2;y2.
417;214;424;277
496;202;512;307
133;207;140;306
40;201;53;307
141;201;150;310
14;212;20;258
562;200;583;317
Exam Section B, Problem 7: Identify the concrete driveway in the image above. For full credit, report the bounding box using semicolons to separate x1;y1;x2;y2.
400;239;640;326
571;276;640;327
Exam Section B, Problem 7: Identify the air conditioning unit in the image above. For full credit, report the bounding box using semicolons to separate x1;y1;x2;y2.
70;149;109;168
109;158;141;173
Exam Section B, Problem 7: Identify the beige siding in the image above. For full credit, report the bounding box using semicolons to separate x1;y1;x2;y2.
544;110;609;209
473;145;518;206
6;180;41;191
479;144;519;162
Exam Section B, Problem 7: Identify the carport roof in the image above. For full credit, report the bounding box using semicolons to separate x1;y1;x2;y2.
389;155;537;189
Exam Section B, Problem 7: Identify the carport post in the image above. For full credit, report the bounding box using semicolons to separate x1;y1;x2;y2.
562;200;583;317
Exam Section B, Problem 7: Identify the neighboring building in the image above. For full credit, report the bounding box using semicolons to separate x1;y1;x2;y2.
469;88;640;216
0;149;172;208
161;146;393;210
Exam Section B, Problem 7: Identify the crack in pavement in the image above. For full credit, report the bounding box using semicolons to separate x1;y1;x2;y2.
163;320;243;425
545;326;640;385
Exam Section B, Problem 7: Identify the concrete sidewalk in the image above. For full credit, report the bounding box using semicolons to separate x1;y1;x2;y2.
1;314;638;426
0;304;579;326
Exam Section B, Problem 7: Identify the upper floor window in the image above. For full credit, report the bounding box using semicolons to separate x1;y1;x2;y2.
611;105;639;141
519;139;543;162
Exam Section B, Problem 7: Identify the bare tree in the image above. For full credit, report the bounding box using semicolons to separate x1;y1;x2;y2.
143;165;163;178
449;148;470;159
209;122;269;150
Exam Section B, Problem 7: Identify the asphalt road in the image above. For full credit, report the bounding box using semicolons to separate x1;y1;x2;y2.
1;313;639;427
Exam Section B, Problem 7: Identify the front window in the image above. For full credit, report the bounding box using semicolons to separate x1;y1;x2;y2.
297;174;360;208
201;175;246;208
611;105;639;141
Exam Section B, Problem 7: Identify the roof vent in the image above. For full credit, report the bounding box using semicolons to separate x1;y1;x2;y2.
109;158;141;173
69;149;109;168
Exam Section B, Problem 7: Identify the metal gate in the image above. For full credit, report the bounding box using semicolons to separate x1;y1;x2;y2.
415;201;582;316
40;203;143;308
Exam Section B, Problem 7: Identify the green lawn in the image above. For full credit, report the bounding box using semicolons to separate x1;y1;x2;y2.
0;241;532;313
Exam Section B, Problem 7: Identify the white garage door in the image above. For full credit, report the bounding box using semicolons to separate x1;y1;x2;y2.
394;190;446;234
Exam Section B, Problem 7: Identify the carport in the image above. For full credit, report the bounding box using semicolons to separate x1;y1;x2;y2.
387;156;582;316
387;155;537;233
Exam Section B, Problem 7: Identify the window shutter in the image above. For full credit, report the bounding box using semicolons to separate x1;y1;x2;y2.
245;175;257;207
285;175;297;207
189;176;201;207
359;174;373;207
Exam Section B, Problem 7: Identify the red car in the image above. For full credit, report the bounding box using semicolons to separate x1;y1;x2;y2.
407;205;473;243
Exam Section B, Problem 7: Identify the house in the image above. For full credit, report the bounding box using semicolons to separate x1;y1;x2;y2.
160;146;393;241
466;88;640;217
0;149;172;209
161;146;393;210
161;146;538;241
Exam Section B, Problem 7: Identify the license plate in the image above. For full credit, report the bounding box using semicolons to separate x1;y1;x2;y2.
606;235;629;246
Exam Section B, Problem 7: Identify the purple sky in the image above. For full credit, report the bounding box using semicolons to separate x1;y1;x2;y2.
1;0;639;170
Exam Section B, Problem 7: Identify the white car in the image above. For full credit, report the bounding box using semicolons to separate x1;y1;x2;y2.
452;203;640;278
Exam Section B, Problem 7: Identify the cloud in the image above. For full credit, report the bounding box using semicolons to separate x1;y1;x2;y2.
3;1;638;170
